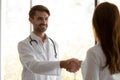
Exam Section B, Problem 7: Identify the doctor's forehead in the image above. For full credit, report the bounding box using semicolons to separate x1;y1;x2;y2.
34;11;49;18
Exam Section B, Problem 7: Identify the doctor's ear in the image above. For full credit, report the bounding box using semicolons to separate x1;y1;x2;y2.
29;18;33;23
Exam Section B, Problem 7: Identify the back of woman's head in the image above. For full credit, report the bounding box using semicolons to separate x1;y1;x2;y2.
92;2;120;74
93;2;119;43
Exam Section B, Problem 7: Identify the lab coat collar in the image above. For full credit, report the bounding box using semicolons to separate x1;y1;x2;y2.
30;32;49;43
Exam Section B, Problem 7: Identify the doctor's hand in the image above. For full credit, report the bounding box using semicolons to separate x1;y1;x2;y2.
66;59;82;73
60;58;82;73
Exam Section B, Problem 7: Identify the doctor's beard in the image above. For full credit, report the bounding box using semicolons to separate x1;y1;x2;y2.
37;24;48;32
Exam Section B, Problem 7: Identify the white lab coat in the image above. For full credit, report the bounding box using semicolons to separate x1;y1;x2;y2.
81;43;120;80
18;32;62;80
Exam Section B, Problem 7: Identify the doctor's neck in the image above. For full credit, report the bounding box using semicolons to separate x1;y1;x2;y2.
33;31;47;42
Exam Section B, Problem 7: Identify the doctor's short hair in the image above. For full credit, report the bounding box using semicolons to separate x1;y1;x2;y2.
29;5;50;19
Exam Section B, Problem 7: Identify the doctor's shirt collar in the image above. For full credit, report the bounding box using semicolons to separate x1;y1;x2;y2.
30;32;49;43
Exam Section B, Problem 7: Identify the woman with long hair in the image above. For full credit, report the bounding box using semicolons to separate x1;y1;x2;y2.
81;2;120;80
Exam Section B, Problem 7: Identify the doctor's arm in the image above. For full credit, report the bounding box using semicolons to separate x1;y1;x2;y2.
18;42;80;75
18;41;62;75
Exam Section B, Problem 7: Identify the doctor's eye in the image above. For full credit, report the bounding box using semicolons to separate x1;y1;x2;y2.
37;17;43;21
45;17;48;21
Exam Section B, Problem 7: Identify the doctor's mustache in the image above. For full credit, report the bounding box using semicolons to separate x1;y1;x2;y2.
39;24;48;27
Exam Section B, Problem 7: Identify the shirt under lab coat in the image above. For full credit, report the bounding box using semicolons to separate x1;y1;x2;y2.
81;43;120;80
18;32;62;80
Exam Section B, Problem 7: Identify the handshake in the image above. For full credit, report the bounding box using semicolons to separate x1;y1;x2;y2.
60;58;82;73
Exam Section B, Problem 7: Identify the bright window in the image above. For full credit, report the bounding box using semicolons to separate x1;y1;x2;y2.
1;0;30;80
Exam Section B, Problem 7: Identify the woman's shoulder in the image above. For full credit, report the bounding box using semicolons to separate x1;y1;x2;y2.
87;43;106;66
88;43;103;55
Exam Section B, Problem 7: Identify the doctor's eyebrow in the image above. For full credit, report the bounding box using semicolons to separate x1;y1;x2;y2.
37;17;48;21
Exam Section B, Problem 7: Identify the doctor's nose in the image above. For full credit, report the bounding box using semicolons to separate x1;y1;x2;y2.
41;19;47;24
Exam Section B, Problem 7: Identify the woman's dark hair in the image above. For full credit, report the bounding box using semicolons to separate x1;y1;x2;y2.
92;2;120;74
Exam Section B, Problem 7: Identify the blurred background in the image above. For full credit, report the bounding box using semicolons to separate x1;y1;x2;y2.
0;0;120;80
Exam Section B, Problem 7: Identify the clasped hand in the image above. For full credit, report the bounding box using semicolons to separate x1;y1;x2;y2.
61;58;81;73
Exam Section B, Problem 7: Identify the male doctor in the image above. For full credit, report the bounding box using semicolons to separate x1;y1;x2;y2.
18;5;81;80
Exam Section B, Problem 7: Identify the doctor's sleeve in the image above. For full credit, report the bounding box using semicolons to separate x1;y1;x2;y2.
18;41;61;76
